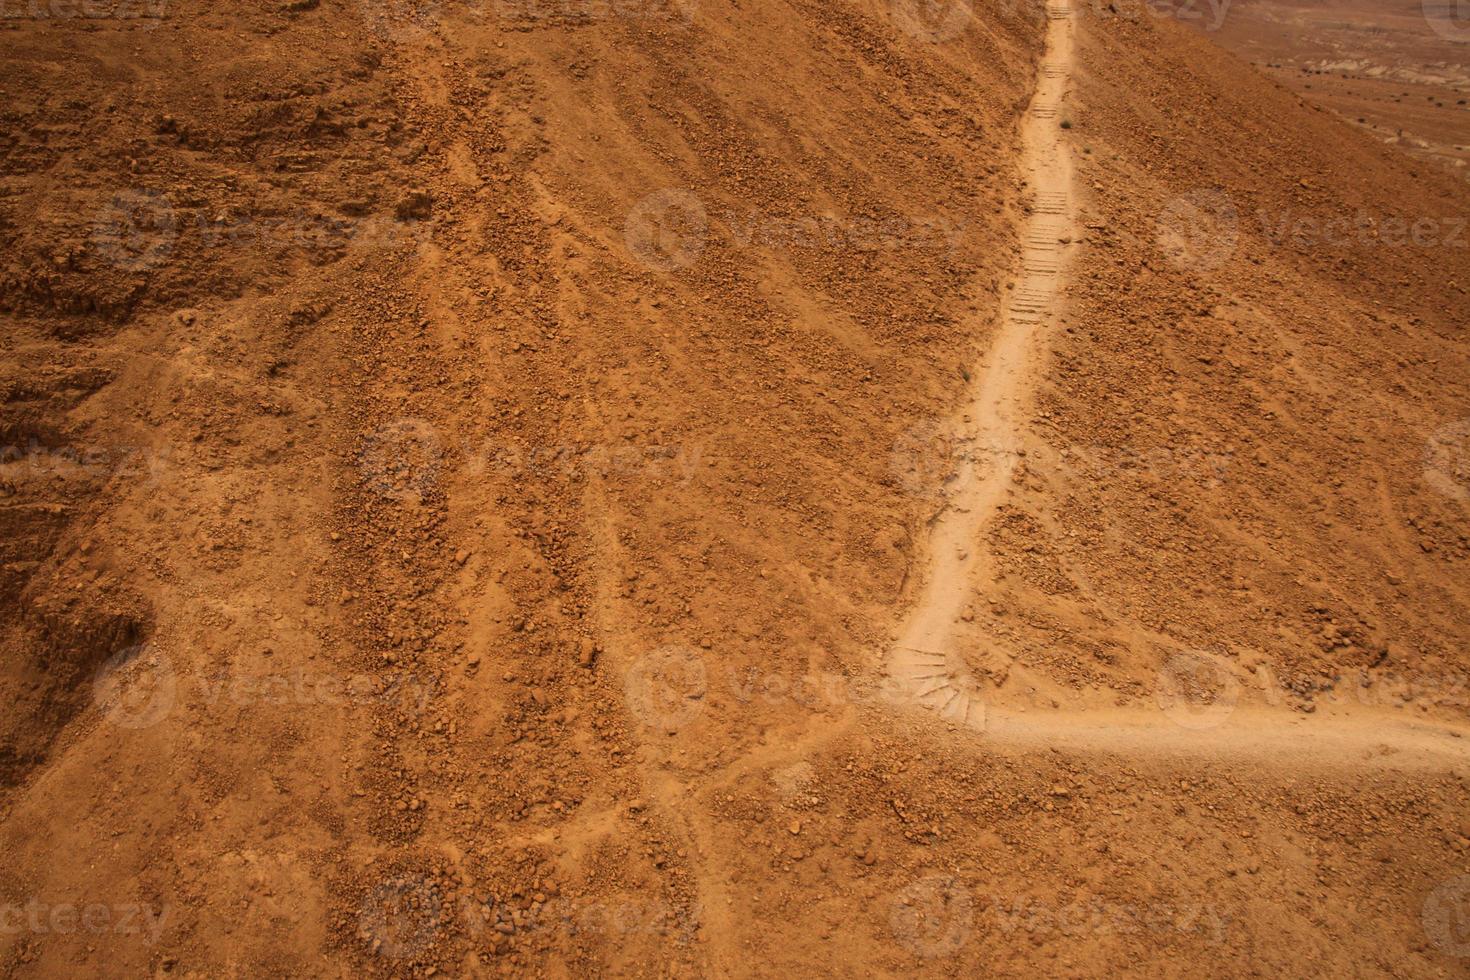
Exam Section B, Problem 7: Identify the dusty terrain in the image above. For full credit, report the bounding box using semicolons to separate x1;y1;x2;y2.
1204;0;1470;172
1;0;1469;976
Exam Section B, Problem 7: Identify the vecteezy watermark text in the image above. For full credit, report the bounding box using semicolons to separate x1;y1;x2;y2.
624;190;968;272
890;875;1229;958
1158;191;1469;273
467;439;704;485
0;900;169;943
892;0;1230;42
1256;210;1467;250
93;643;442;731
621;641;996;733
91;190;429;273
0;440;173;488
357;875;697;961
0;0;166;20
491;0;694;20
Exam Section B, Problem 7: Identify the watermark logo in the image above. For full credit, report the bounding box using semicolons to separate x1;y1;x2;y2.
0;441;176;489
356;0;443;41
624;193;964;272
724;208;966;256
195;668;440;716
0;900;169;942
1255;209;1466;249
0;0;168;23
91;189;177;273
366;886;698;954
90;191;427;272
991;894;1230;941
357;417;442;502
1088;0;1229;29
1053;443;1233;489
1155;651;1240;731
890;876;974;957
467;437;704;486
196;209;432;256
1422;0;1470;44
625;644;708;732
890;419;960;500
891;0;973;41
358;875;445;961
1424;875;1470;957
92;644;177;730
1156;189;1239;273
491;0;695;20
1147;0;1229;29
1425;418;1470;504
624;189;709;272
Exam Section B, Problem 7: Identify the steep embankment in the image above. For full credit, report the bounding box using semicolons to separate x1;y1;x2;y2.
1016;9;1470;714
0;0;1042;975
1;0;1468;977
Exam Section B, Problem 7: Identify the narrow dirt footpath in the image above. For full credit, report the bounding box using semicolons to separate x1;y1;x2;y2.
887;3;1078;726
884;7;1470;773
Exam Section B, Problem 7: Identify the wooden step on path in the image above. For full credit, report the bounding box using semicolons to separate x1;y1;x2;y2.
895;653;985;728
1027;228;1067;247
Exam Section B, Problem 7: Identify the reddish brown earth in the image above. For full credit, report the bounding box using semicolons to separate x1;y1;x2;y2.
1;0;1469;977
1202;0;1470;172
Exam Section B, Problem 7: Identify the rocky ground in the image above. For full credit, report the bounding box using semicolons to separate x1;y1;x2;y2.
0;0;1468;976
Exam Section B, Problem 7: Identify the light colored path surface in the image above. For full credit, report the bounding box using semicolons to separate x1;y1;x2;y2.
981;703;1470;771
887;4;1077;727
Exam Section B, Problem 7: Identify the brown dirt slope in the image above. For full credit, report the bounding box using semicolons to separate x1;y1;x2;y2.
1;0;1040;975
0;0;1468;977
1012;10;1470;711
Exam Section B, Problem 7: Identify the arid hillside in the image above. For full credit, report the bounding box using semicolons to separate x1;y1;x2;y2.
1202;0;1470;171
1;0;1468;977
